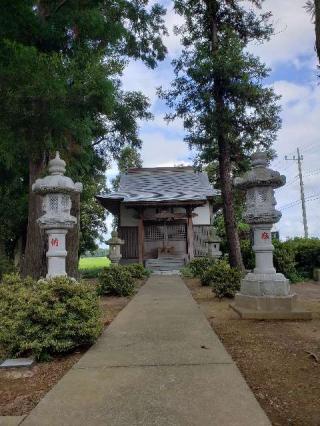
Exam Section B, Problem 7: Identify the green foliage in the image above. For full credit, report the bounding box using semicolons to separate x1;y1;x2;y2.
241;237;320;283
125;263;150;280
201;260;242;299
0;274;103;360
187;257;217;279
112;146;143;191
0;255;15;280
159;1;280;172
0;0;167;259
240;240;255;271
98;264;135;297
272;240;302;283
180;266;194;278
279;238;320;279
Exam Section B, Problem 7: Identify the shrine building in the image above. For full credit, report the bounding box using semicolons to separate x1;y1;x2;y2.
97;167;220;270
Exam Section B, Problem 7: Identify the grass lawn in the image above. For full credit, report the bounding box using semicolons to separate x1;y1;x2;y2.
79;257;110;270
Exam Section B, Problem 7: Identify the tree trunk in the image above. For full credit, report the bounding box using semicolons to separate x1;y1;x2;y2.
21;155;48;279
315;0;320;64
208;0;244;270
66;192;81;278
218;137;244;269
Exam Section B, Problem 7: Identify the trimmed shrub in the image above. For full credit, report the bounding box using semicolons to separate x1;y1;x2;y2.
273;240;302;283
98;264;135;297
187;257;216;279
282;238;320;279
201;260;242;299
125;263;150;280
0;274;103;360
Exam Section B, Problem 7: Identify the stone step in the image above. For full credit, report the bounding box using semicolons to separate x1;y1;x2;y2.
145;258;185;272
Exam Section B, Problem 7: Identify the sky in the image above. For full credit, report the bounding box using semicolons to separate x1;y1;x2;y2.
105;0;320;240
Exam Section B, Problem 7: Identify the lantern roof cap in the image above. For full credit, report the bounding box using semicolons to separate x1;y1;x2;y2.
234;150;286;190
32;152;83;195
107;230;124;245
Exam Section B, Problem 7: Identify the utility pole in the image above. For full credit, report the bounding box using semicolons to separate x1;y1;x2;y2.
285;148;309;238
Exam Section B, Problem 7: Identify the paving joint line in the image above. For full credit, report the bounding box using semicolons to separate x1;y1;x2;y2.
74;361;233;370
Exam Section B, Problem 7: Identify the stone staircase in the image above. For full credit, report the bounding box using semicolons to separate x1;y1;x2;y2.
145;256;186;273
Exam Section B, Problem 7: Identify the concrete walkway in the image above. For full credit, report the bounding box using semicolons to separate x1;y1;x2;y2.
22;275;270;426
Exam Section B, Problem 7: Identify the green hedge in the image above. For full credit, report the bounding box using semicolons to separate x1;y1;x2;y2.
186;257;217;279
0;274;103;360
240;237;320;282
124;263;150;279
201;260;242;298
98;264;135;297
281;238;320;278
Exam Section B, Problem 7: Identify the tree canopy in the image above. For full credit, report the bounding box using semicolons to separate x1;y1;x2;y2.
0;0;167;275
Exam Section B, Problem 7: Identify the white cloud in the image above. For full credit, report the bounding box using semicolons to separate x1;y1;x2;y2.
249;0;315;69
140;131;191;167
163;4;184;57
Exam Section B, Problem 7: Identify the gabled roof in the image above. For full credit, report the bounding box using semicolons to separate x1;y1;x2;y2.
97;167;218;213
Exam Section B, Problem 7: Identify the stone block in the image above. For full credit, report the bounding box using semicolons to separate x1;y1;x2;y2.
0;358;35;368
231;293;312;320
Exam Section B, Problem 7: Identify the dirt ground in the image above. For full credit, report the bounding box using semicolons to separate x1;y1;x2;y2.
184;278;320;426
0;280;142;416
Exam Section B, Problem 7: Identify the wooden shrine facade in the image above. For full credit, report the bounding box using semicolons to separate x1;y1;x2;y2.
97;167;219;264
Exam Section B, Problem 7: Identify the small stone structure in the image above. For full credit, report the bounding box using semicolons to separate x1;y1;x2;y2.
33;152;82;278
206;227;222;259
232;151;311;320
107;230;124;264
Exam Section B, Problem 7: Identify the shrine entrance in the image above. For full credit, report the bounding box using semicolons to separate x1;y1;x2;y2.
144;222;187;259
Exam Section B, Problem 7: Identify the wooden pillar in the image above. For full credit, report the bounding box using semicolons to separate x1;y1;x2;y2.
138;209;144;264
186;207;194;261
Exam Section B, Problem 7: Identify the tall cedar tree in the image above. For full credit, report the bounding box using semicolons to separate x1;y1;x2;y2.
0;1;167;278
159;0;281;269
306;0;320;64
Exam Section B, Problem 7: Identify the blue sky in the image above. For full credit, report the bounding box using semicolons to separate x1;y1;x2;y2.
106;0;320;240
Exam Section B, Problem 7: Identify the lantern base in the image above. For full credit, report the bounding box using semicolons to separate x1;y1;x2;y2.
231;293;312;320
240;272;290;296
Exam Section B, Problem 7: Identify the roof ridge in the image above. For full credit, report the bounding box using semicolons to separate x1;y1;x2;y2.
127;166;194;174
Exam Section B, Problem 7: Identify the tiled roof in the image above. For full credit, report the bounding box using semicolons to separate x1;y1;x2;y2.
98;167;217;204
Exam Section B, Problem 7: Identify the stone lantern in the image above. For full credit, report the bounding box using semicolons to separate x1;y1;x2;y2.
232;151;311;319
107;230;124;264
33;152;83;278
206;227;222;260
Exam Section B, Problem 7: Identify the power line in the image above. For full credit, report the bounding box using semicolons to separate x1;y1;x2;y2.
280;192;320;210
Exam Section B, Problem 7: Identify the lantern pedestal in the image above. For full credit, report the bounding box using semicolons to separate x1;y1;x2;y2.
231;152;311;320
46;229;68;278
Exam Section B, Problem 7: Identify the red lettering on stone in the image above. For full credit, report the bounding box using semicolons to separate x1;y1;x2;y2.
261;232;269;240
51;238;59;247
